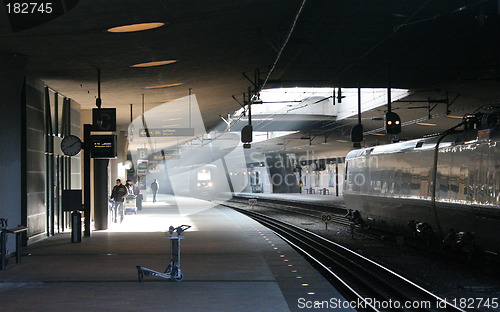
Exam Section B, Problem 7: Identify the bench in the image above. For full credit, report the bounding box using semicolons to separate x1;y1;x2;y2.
304;188;315;194
1;226;29;270
318;188;330;195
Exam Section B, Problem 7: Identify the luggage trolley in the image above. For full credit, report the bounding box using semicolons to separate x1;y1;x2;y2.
136;225;191;282
124;195;137;215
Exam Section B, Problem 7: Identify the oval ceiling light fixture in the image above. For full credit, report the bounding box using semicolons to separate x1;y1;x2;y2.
131;60;177;68
145;83;183;89
107;22;165;33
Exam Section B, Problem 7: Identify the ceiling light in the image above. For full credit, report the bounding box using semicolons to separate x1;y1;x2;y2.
145;83;183;89
416;122;437;126
371;133;385;136
447;115;463;119
107;22;165;33
162;118;182;122
131;60;177;68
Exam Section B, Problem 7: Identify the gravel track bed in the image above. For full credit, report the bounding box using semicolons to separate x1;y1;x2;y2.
228;201;500;311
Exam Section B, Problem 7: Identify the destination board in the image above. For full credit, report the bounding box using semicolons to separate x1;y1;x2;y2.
139;128;194;137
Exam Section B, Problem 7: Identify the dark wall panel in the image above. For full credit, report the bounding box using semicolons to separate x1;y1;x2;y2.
0;53;27;253
26;76;46;237
26;128;45;152
26;105;44;132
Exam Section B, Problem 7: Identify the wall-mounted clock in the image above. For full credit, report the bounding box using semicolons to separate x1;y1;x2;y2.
61;135;83;156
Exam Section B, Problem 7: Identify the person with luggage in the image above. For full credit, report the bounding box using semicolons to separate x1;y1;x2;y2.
124;179;139;214
151;179;159;203
134;181;143;211
110;179;127;223
125;179;135;195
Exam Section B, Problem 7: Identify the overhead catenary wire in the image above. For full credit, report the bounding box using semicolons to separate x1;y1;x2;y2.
260;0;308;93
214;0;460;146
252;0;434;138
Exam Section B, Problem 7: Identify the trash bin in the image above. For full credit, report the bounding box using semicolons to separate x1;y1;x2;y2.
71;211;82;243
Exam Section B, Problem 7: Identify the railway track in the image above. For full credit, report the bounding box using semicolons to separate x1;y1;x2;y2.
232;194;346;213
229;196;351;226
225;205;466;312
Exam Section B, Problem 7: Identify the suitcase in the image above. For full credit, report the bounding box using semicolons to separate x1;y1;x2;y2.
124;195;137;214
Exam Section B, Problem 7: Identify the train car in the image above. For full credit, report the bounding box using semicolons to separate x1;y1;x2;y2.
192;164;218;198
344;113;500;255
168;163;245;200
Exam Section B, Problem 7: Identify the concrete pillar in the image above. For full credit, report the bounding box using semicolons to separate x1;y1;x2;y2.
0;53;27;249
93;159;109;230
265;153;300;193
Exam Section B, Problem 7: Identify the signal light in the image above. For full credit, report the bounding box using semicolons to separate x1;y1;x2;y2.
241;124;253;148
351;123;364;145
385;112;401;134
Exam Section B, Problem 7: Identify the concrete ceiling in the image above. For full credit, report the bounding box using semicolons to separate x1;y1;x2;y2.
1;0;499;153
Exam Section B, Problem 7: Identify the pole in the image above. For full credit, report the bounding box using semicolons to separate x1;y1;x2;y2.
130;104;133;123
357;85;361;125
188;88;192;128
97;69;101;99
248;87;252;125
83;124;92;237
335;160;339;197
387;62;392;112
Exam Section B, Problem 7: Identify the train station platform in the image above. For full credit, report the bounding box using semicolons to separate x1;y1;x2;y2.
0;195;352;312
233;192;346;208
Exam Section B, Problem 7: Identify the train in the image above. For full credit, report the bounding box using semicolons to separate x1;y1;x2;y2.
343;111;500;255
167;164;221;199
167;162;248;200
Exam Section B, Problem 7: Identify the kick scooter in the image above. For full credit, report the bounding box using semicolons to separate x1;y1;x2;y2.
136;225;191;282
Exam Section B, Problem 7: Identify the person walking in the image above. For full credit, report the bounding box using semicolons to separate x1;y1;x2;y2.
125;179;135;196
151;179;159;203
110;179;127;223
133;181;143;211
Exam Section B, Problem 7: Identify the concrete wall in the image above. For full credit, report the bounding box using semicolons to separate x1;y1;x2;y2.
0;55;83;252
70;100;81;189
0;53;26;252
25;76;47;238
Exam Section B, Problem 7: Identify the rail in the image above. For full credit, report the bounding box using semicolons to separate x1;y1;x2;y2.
228;206;466;312
228;196;351;225
232;194;347;211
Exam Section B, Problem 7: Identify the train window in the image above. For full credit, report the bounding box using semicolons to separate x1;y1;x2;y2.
362;148;374;156
197;170;211;181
